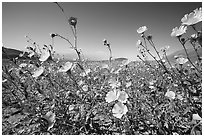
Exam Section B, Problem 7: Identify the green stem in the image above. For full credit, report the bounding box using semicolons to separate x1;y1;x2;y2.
178;37;201;74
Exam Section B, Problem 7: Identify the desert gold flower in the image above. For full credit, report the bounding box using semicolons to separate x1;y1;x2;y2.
39;47;50;62
137;26;148;34
32;66;44;78
58;61;73;72
117;90;129;103
105;89;118;103
171;25;187;37
105;89;128;103
165;90;176;99
112;102;128;119
192;113;202;121
181;7;202;26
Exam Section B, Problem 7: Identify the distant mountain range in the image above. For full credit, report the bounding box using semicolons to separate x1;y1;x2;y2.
167;48;202;64
2;47;202;64
2;47;24;59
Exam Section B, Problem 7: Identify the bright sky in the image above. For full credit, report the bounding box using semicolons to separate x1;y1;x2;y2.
2;2;202;60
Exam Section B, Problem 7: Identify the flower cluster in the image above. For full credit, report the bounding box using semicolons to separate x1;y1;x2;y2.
181;7;202;26
171;7;202;38
105;89;128;119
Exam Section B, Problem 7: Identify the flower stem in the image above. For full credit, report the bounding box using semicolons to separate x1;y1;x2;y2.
191;25;198;33
189;41;201;61
178;37;201;74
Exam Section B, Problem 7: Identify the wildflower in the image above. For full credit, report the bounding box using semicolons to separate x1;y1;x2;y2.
32;66;44;78
19;63;27;68
68;17;77;27
82;85;88;92
126;81;132;88
117;90;128;103
105;89;128;103
165;90;176;99
192;113;202;121
109;77;121;88
105;89;118;103
39;47;50;62
42;111;56;131
137;26;148;34
181;7;202;26
161;59;166;63
58;61;73;72
177;94;183;100
176;57;188;65
171;25;187;37
112;102;128;119
191;33;198;39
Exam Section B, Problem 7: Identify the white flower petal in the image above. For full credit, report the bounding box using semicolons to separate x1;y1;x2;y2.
117;90;128;103
112;102;128;119
181;7;202;25
165;90;176;99
171;25;187;37
32;66;44;78
39;49;50;62
105;90;118;103
58;61;73;72
192;113;202;121
137;26;148;34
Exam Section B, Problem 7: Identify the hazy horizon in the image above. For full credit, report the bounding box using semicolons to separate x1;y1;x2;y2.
2;2;202;60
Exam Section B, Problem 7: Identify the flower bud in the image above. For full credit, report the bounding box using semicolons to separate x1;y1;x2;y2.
147;35;152;41
50;33;57;38
180;38;186;44
136;40;142;46
68;17;77;27
103;39;107;45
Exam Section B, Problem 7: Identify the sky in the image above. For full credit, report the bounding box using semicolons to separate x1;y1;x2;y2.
2;2;202;60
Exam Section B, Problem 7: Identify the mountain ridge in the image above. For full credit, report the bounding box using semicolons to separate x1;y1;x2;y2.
2;47;202;63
